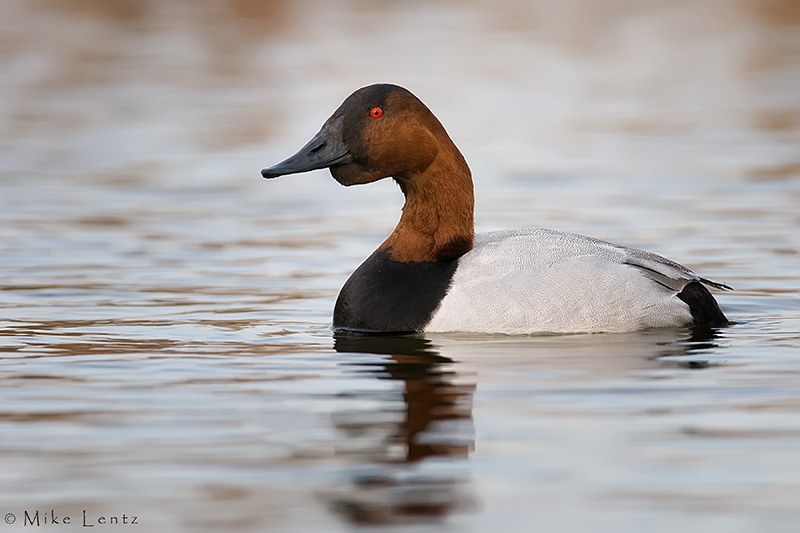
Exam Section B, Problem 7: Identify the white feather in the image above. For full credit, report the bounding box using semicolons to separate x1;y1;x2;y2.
424;229;716;334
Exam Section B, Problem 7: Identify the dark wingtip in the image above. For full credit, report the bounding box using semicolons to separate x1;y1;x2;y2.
699;277;733;291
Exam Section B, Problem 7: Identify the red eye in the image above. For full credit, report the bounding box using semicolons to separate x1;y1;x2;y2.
369;107;383;119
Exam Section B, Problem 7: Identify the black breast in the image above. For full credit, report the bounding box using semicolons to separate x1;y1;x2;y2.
333;250;459;333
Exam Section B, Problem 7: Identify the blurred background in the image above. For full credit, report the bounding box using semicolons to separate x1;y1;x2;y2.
3;0;799;182
1;1;799;532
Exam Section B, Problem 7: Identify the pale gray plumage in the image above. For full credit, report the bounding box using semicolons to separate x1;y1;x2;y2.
425;229;730;334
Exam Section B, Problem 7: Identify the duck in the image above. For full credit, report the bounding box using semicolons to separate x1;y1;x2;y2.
261;83;730;334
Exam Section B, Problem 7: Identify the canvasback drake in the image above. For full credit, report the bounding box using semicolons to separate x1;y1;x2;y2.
261;83;730;334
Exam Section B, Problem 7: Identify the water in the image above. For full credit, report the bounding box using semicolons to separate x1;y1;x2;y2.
1;1;799;531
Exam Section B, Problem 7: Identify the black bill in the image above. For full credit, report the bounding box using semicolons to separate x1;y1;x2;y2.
261;115;352;178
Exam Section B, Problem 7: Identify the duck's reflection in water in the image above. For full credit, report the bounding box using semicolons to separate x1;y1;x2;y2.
322;326;724;524
650;325;727;369
325;333;475;525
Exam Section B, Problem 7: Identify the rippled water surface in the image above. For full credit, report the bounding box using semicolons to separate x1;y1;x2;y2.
2;1;799;531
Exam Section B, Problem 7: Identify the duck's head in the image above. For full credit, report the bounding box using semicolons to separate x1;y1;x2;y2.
261;84;446;186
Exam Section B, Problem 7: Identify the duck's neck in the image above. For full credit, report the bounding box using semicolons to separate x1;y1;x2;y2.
379;144;474;263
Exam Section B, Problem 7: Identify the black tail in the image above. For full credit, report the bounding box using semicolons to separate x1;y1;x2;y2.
676;281;729;327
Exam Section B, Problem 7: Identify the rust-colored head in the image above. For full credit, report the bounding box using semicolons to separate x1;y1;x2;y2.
263;84;474;263
262;84;446;185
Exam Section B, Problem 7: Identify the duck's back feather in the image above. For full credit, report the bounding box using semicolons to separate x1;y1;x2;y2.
425;229;729;334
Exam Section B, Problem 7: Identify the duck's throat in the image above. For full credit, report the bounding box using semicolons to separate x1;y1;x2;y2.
379;152;475;263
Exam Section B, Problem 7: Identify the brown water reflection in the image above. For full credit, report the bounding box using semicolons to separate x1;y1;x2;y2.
323;327;728;525
328;334;475;524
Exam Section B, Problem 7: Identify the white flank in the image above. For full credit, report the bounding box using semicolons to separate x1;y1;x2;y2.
424;229;703;334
